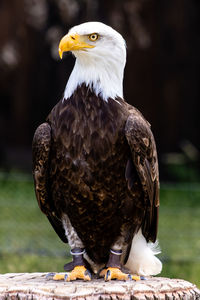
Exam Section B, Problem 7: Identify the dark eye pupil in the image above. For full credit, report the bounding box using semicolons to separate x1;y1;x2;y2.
89;34;98;41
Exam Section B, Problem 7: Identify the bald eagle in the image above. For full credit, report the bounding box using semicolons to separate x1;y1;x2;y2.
32;22;162;281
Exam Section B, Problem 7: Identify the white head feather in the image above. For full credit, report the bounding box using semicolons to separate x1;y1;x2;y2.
63;22;126;101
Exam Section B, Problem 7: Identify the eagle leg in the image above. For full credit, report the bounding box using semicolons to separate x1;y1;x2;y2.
64;248;92;281
100;249;142;281
64;249;91;281
47;248;92;281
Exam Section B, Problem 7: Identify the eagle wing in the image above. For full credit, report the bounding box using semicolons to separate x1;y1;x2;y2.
125;111;159;243
32;122;67;243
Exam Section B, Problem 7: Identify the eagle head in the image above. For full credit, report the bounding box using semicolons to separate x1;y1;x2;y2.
58;22;126;101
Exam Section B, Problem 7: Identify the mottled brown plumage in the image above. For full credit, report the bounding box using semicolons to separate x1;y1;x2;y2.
32;21;161;279
32;83;159;266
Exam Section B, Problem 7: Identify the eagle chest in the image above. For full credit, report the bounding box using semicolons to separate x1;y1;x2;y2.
50;97;129;219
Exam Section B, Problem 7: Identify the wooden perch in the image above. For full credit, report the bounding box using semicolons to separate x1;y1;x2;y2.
0;273;199;300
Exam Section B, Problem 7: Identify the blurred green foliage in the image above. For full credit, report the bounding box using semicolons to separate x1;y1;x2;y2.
0;172;199;288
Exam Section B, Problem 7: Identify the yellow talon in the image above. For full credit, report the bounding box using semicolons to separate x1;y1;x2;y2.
53;273;65;281
102;267;144;281
48;267;142;282
131;275;141;281
99;268;107;278
105;267;130;281
65;265;91;281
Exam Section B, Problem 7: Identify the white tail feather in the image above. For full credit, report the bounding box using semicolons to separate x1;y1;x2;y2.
125;229;162;276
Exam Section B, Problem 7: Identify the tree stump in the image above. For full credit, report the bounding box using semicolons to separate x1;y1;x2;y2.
0;273;199;300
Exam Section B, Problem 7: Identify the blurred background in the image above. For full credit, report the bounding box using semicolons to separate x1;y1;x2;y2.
0;0;199;287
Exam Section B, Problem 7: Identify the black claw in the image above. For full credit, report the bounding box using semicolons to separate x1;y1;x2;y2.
64;274;68;281
128;274;132;281
84;269;92;279
106;270;111;281
46;272;55;280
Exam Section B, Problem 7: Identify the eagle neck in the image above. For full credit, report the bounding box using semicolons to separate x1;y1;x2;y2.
64;54;125;102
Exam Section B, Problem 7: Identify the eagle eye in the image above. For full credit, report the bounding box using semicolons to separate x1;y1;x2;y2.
88;33;99;41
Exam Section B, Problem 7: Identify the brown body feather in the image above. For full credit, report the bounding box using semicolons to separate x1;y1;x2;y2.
32;84;159;265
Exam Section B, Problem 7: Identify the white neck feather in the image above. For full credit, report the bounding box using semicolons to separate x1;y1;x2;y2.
64;51;125;101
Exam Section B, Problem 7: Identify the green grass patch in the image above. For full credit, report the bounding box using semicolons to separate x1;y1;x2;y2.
161;259;200;288
0;172;199;288
159;185;200;262
0;253;70;273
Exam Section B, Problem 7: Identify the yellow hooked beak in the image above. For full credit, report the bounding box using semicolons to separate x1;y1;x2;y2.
59;33;95;59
